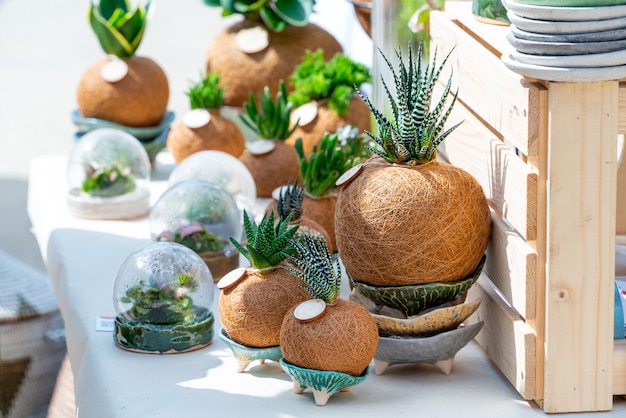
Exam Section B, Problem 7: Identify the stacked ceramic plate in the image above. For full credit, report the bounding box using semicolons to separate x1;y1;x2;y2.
501;0;626;81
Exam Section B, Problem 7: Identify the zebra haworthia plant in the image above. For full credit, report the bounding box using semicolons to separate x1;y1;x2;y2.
286;232;341;304
357;43;462;166
89;0;151;58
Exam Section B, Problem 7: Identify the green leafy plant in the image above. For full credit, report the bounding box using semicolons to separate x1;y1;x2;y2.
285;232;341;304
119;273;198;325
156;223;225;253
187;72;224;110
230;209;300;270
357;43;461;165
240;80;298;140
88;0;150;58
275;180;305;222
335;124;372;162
203;0;315;32
289;49;371;116
81;163;136;197
295;132;360;197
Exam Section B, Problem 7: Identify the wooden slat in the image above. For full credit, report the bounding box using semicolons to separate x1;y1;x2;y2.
615;340;626;395
619;83;626;135
465;276;536;400
542;81;617;413
430;7;546;157
486;212;537;321
438;97;538;241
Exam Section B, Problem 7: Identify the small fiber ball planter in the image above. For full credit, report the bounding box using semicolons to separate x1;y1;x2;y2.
218;267;310;348
336;158;491;286
239;141;301;197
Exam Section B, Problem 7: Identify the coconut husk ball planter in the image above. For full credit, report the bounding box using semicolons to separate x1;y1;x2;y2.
335;158;491;286
167;109;245;163
239;141;301;197
205;20;342;107
301;191;338;253
279;298;378;406
77;56;169;128
286;98;372;157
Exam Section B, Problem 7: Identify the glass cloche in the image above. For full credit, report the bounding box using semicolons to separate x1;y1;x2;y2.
113;241;215;353
150;179;243;281
66;128;151;219
168;150;256;214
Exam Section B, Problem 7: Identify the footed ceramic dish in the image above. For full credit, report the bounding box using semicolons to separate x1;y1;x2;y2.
219;328;283;373
350;255;485;317
279;358;370;406
373;321;485;375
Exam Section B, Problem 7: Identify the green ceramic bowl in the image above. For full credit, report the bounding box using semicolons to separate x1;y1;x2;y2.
219;328;283;373
350;255;485;317
279;358;370;406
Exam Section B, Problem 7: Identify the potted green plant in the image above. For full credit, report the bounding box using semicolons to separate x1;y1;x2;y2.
285;49;372;156
81;162;136;198
167;72;245;163
238;81;301;197
202;0;343;107
295;128;366;253
334;43;491;288
279;232;379;406
76;0;169;128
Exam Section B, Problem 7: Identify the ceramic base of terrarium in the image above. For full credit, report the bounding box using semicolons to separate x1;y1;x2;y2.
279;358;369;406
199;250;240;282
373;321;485;375
218;328;283;372
66;186;150;220
114;309;214;354
350;255;485;317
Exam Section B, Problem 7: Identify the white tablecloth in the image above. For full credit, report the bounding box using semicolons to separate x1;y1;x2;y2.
28;153;591;418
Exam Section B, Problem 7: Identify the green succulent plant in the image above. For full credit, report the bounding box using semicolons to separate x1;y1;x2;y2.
187;72;224;110
289;49;371;116
81;163;136;197
203;0;315;32
240;80;299;140
357;43;462;166
285;232;341;304
88;0;150;58
295;132;360;197
275;180;305;222
230;209;300;270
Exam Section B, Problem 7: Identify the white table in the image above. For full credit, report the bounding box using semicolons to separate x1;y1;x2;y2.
28;153;626;418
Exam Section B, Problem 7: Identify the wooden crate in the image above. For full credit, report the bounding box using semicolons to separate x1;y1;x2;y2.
429;2;626;413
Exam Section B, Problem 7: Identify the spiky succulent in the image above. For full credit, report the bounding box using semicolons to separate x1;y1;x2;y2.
240;80;299;140
276;180;305;222
296;132;360;197
187;72;224;110
230;210;299;270
203;0;315;32
357;43;462;165
286;232;341;304
88;0;150;58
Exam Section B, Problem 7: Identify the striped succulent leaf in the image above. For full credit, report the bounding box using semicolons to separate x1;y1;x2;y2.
286;232;341;304
276;180;304;222
230;210;299;270
357;43;462;165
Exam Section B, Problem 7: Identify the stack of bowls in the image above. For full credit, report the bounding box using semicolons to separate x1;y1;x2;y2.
501;0;626;81
348;256;486;375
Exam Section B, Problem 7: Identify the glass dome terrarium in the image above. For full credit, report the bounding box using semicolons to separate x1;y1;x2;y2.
113;241;215;353
150;179;243;281
66;127;151;219
168;150;257;214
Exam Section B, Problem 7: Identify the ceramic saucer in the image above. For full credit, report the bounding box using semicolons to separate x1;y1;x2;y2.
510;48;626;68
507;12;626;35
514;0;626;6
507;32;626;55
502;0;626;21
502;52;626;81
510;24;626;43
